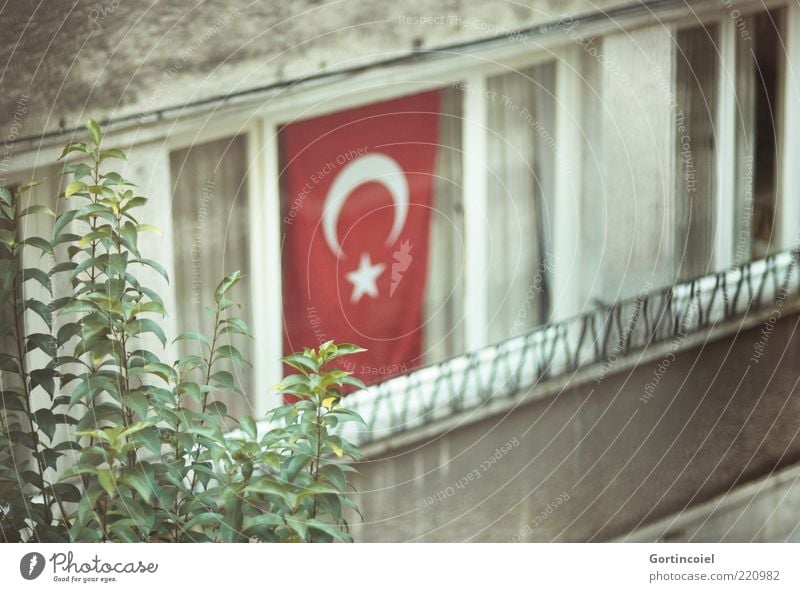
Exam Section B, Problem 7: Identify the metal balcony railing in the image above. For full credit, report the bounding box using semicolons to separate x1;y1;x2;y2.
339;249;800;447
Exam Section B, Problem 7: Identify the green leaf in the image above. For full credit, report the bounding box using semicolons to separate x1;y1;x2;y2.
65;181;87;197
21;236;54;255
124;391;149;418
54;209;78;237
0;187;11;206
306;518;353;542
136;224;161;235
97;469;116;497
30;369;56;398
131;426;161;455
64;162;93;179
209;370;236;392
19;205;55;218
0;353;19;372
220;317;252;337
33;408;57;441
26;299;52;329
58;142;88;160
50;483;82;504
282;353;318;374
58;299;95;316
127;318;167;346
239;416;257;440
174;332;210;346
120;221;138;252
328;438;344;458
215;345;247;368
122;196;147;212
21;268;51;291
135;258;169;281
320;464;347;491
177;381;202;401
184;512;224;530
285;512;308;540
99;148;126;161
205;400;228;418
214;270;242;304
120;473;153;501
341;375;367;390
243;513;284;530
86;119;102;146
329;408;367;426
17;181;40;194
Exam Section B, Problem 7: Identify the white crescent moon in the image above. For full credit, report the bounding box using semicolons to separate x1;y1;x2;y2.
322;153;408;259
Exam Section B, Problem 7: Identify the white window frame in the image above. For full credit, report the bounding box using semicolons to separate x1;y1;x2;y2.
673;0;799;271
251;48;578;411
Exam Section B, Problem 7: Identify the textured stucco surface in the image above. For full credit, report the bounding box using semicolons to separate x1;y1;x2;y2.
350;311;800;541
0;0;635;139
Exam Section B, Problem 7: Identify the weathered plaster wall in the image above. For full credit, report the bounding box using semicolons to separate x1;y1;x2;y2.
0;0;634;138
350;311;800;541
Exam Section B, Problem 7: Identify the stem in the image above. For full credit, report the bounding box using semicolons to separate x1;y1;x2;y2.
100;496;109;542
181;307;221;522
112;200;136;466
0;506;16;540
52;493;72;533
309;401;324;542
11;253;53;533
84;157;102;451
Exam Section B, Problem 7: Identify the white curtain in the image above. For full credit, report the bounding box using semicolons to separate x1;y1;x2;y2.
485;63;555;343
170;135;253;416
737;10;783;260
2;164;69;472
675;25;718;281
579;47;606;307
734;19;757;266
423;87;465;364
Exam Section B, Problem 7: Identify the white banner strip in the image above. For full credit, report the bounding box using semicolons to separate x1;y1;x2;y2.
1;543;798;591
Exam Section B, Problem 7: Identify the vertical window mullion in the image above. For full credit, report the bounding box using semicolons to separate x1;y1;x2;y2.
552;45;583;320
780;1;800;251
716;16;737;269
253;119;284;415
463;74;489;351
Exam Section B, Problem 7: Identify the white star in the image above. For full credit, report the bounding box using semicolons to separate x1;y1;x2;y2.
345;252;385;303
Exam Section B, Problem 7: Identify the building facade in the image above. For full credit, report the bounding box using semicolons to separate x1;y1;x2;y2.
3;0;800;540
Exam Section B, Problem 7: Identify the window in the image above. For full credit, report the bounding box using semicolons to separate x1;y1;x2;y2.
278;89;465;384
675;24;719;280
170;135;253;416
734;9;784;260
485;62;556;341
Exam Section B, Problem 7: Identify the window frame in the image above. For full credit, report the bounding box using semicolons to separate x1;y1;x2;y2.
671;0;797;272
254;48;575;412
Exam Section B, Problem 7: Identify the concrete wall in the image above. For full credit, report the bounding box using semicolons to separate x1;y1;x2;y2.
620;462;800;542
0;0;634;140
593;25;677;302
350;311;800;541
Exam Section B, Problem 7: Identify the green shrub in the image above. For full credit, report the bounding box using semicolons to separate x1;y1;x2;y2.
0;120;364;542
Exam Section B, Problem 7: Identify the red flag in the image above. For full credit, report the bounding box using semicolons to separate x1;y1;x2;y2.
281;91;441;385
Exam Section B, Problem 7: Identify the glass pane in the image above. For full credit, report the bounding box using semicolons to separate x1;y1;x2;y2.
734;9;784;261
485;62;556;342
675;24;718;280
170;136;253;415
279;89;464;384
424;86;465;364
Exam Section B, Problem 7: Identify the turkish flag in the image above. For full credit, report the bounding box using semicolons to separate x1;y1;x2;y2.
281;91;441;386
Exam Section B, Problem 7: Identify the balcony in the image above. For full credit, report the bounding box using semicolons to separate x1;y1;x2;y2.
340;249;800;450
